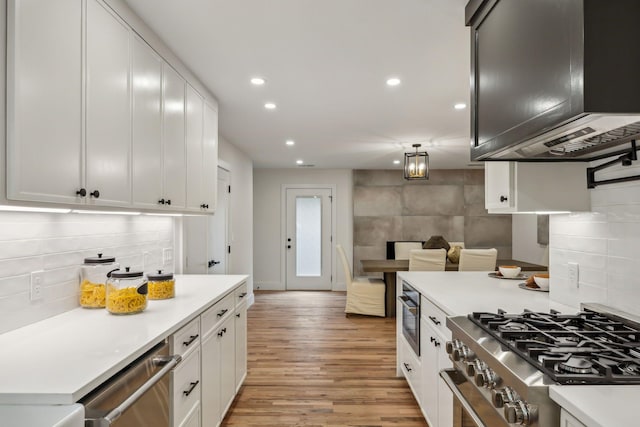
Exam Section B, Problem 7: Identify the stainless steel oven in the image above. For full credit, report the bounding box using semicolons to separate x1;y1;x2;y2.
81;341;181;427
399;281;420;356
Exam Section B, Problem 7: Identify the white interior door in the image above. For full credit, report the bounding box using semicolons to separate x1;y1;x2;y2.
285;188;332;290
208;167;230;274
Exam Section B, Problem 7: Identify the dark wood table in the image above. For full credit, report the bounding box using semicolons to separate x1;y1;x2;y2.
361;259;548;317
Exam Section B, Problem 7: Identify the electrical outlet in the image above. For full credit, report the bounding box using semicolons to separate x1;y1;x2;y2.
30;270;45;301
568;262;579;288
163;248;173;265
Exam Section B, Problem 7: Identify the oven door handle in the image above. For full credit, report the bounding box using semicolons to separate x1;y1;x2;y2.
88;354;182;427
439;368;488;427
397;296;418;315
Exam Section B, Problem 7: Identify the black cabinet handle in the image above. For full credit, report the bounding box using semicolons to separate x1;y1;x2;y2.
500;195;508;202
403;362;412;372
183;380;199;396
90;190;100;198
217;309;228;317
76;188;87;197
217;327;227;337
236;313;241;318
166;199;171;205
200;203;209;209
430;337;441;347
182;334;199;347
429;316;441;325
239;292;247;299
158;198;165;205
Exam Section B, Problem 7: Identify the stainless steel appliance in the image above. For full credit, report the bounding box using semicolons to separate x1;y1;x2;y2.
399;281;420;356
441;304;640;426
81;341;181;427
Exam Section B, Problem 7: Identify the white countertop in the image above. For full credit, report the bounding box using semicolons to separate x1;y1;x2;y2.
1;404;84;427
0;274;248;405
398;271;577;315
398;271;639;427
550;386;640;427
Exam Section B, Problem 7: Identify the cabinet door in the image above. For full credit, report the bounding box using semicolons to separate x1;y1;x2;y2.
131;35;163;208
162;64;186;208
179;403;201;427
7;0;83;204
201;328;222;427
85;0;132;206
234;303;247;391
420;318;439;427
437;331;453;427
484;162;514;210
185;84;204;210
219;315;236;417
202;103;219;212
561;409;587;427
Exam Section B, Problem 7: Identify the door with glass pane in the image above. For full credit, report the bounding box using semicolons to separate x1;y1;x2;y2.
285;188;332;290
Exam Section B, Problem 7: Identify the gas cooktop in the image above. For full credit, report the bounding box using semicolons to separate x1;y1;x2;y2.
469;306;640;385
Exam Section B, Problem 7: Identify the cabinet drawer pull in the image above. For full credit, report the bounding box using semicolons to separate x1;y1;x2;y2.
217;309;229;317
182;334;199;347
430;336;441;347
239;292;247;298
158;198;166;205
183;380;199;397
217;327;227;337
429;316;441;325
236;313;241;318
500;195;508;202
403;362;412;372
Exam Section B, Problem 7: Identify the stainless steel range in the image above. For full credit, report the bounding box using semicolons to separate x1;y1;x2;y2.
441;303;640;427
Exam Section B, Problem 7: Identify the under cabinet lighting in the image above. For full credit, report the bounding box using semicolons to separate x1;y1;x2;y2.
393;160;401;165
286;140;295;146
72;210;141;215
144;213;184;217
386;77;401;86
264;102;277;110
251;77;266;85
0;205;71;213
454;103;467;110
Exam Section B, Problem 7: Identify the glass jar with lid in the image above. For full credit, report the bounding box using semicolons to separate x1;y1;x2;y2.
147;270;175;300
106;267;148;315
79;253;119;308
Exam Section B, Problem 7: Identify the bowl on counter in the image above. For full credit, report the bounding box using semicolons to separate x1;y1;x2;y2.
498;265;522;278
533;274;550;290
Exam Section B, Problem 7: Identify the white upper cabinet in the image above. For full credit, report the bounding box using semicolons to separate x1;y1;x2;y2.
7;0;83;204
85;0;132;206
484;162;591;214
185;84;204;210
162;64;187;209
131;36;163;209
203;103;219;212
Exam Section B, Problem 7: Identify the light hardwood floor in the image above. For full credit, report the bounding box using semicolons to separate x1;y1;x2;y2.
222;291;428;427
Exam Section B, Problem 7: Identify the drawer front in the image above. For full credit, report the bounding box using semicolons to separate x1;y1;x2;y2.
400;337;422;400
172;347;201;426
234;282;248;306
421;295;449;338
201;292;235;338
170;317;201;358
178;402;201;427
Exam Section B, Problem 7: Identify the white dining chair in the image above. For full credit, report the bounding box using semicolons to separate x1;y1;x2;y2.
458;248;498;271
408;249;447;271
394;242;423;260
336;244;386;317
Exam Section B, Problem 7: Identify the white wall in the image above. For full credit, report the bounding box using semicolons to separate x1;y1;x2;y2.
253;169;353;291
219;137;254;295
0;213;174;334
549;161;640;314
512;214;548;266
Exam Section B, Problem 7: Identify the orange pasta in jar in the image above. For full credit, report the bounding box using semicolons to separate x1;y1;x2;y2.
147;270;175;300
80;254;118;309
79;280;106;308
105;268;148;315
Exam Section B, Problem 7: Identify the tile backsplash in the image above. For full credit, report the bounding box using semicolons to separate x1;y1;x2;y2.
0;212;174;334
549;162;640;315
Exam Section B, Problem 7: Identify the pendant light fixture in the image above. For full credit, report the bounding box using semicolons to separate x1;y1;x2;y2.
403;143;429;180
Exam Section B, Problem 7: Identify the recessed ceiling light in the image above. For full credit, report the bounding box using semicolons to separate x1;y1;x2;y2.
264;102;276;110
386;77;401;86
250;77;266;85
286;140;295;146
296;159;304;164
393;160;401;165
454;103;467;110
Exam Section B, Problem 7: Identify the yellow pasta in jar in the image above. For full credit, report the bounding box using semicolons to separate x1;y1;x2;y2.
148;280;175;300
80;280;106;308
106;286;147;314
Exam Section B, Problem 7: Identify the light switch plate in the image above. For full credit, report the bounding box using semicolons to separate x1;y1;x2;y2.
163;248;173;265
568;262;579;288
30;270;45;301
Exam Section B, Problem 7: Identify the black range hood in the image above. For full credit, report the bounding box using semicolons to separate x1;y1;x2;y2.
466;0;640;162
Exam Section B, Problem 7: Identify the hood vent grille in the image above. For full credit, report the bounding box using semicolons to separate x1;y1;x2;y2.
544;122;640;156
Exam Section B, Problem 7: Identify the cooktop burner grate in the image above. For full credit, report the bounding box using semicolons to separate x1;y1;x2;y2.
469;310;640;384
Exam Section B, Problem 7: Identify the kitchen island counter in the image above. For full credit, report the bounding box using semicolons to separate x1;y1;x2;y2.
0;274;248;405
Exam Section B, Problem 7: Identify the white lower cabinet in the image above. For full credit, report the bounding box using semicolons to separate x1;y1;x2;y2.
561;409;587;427
400;337;422;400
234;302;248;391
179;403;201;427
172;347;201;427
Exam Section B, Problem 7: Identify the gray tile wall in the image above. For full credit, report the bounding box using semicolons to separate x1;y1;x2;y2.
353;169;512;276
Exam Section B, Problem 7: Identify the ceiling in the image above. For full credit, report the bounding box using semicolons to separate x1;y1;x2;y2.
124;0;474;170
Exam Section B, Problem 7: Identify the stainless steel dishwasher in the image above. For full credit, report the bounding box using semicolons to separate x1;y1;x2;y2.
81;341;181;427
